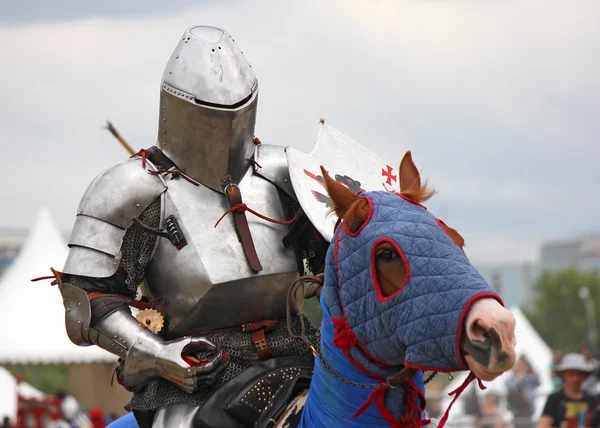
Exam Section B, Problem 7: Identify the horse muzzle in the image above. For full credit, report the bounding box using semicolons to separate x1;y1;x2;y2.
461;298;517;381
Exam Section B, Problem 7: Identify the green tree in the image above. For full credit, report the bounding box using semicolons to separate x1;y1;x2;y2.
524;268;600;354
4;364;69;394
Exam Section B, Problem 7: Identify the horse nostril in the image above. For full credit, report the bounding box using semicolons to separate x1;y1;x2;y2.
496;351;509;365
468;319;489;342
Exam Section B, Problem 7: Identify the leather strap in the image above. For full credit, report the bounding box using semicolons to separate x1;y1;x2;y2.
194;319;275;360
87;292;151;311
146;146;178;170
251;329;272;360
194;320;276;336
225;184;263;272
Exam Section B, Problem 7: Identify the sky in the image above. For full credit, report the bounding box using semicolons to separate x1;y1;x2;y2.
1;0;599;264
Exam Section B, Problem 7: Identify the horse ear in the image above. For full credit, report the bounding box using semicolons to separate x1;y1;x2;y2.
399;151;421;194
438;220;465;249
320;165;358;218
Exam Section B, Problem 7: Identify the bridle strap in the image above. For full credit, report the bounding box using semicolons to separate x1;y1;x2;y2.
286;275;323;356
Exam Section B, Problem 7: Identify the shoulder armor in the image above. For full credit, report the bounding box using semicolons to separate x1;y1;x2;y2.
77;156;167;228
63;156;167;277
254;144;296;199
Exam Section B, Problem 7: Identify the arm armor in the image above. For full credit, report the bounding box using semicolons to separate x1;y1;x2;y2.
59;280;166;390
59;281;157;358
59;155;170;389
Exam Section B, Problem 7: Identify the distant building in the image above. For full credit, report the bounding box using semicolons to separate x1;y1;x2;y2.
474;263;541;308
540;234;600;272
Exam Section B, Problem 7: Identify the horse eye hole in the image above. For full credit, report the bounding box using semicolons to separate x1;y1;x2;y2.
376;248;397;261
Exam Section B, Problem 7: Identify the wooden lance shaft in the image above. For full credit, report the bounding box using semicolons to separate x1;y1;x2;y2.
105;120;136;155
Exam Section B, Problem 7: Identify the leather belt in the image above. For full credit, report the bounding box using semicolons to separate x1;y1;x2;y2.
225;184;263;272
195;320;276;361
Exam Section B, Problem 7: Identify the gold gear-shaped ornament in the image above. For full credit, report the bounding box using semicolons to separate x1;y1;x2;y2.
136;309;164;334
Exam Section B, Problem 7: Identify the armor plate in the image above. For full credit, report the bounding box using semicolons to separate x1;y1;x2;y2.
253;144;296;198
64;157;167;277
145;166;299;337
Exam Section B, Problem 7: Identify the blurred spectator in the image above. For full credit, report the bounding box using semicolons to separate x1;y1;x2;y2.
476;393;505;428
464;386;482;417
592;401;600;428
88;408;107;428
538;353;598;428
579;346;597;363
506;355;540;428
48;394;93;428
551;349;563;390
424;379;443;418
580;346;600;396
1;416;10;428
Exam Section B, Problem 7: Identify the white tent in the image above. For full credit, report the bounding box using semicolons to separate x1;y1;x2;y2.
0;366;47;423
439;306;553;424
0;208;116;364
0;366;18;422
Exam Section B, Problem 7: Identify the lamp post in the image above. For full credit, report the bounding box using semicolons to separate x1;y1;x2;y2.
578;287;598;356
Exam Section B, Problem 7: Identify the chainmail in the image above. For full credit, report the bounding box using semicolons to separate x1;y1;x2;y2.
120;197;161;293
126;314;320;412
277;188;328;275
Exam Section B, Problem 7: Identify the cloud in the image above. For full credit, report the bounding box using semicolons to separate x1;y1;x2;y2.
1;1;599;263
0;0;221;26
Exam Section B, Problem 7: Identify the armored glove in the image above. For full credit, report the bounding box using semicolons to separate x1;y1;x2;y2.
122;332;227;393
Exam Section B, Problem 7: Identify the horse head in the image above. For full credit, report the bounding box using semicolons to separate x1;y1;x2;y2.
306;151;516;426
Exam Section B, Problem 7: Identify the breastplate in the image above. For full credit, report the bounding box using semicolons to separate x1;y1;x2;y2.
145;168;299;338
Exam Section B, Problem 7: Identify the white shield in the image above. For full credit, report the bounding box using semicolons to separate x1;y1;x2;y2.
287;121;402;242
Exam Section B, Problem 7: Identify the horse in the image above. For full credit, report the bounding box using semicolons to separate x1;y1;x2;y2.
278;151;517;427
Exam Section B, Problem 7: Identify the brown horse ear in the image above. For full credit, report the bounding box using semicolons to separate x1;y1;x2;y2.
399;151;421;194
320;165;358;218
438;220;465;249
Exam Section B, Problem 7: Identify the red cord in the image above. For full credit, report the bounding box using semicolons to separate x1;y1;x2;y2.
438;372;485;427
149;169;199;186
214;204;302;228
131;149;149;168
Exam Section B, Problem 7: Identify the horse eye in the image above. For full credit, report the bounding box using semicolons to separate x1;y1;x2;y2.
376;249;396;261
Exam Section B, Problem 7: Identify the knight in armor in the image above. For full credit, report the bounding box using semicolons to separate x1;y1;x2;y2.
57;26;328;428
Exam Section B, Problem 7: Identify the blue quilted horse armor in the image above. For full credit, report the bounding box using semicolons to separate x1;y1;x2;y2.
300;190;502;426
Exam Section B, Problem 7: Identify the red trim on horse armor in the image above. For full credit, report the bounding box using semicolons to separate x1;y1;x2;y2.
344;196;374;237
394;193;427;210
